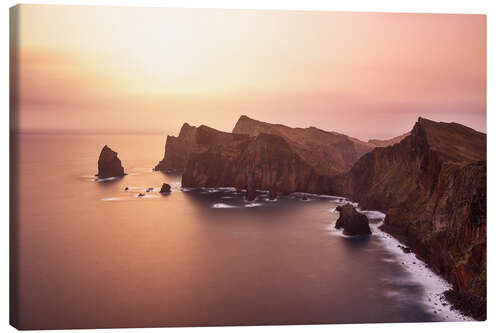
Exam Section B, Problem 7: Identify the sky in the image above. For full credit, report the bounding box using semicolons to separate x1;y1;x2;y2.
11;5;486;140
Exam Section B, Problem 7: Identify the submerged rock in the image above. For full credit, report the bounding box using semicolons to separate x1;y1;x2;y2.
160;183;171;194
335;204;371;236
96;145;125;178
138;193;145;197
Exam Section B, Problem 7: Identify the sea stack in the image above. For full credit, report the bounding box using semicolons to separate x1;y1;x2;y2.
160;183;171;194
96;145;125;178
335;204;371;236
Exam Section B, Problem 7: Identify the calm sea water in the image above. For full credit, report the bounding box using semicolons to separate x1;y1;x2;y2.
13;133;466;329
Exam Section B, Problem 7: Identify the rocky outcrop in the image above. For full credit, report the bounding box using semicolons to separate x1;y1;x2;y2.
335;204;371;236
160;183;171;193
233;115;410;166
341;117;486;319
96;145;125;178
154;123;197;172
181;125;341;195
233;115;362;174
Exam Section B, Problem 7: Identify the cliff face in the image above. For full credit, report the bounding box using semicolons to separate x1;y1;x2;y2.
181;125;340;194
233;115;360;175
96;145;125;178
154;123;197;172
342;117;486;319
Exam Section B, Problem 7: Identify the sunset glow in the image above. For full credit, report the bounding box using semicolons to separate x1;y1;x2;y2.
12;5;486;139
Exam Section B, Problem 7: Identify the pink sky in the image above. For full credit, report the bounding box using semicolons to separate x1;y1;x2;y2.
11;5;485;140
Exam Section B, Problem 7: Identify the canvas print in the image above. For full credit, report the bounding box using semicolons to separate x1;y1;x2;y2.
10;5;486;330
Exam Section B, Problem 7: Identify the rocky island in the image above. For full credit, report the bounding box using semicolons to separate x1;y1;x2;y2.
96;145;126;178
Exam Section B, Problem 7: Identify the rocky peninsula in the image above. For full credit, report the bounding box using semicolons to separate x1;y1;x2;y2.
153;115;486;319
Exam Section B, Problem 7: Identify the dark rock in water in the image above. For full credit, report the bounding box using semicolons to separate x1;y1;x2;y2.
335;204;371;236
160;183;171;194
301;195;308;201
96;145;125;178
268;188;277;200
398;245;412;253
245;187;256;201
138;193;145;197
124;187;129;191
146;187;154;192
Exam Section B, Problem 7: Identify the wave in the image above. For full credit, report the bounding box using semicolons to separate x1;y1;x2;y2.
94;176;119;182
213;203;238;208
328;205;471;321
371;222;472;321
244;203;262;208
359;210;386;221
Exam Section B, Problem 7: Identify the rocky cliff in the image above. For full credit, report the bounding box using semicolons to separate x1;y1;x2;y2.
342;117;486;319
154;123;197;172
233;115;409;167
181;125;340;194
96;145;125;178
233;115;362;174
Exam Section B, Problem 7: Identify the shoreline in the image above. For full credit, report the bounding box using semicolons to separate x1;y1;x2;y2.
192;186;474;321
98;175;477;321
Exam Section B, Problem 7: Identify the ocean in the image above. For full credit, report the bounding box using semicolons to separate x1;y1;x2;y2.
12;133;469;329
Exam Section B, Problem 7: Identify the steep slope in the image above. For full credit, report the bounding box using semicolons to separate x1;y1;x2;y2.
154;123;197;172
232;115;360;174
181;125;339;194
342;117;486;319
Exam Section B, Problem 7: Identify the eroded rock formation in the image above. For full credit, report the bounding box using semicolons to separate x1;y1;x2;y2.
181;125;341;194
233;115;361;174
335;204;371;236
154;123;197;172
160;183;171;193
96;145;125;178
